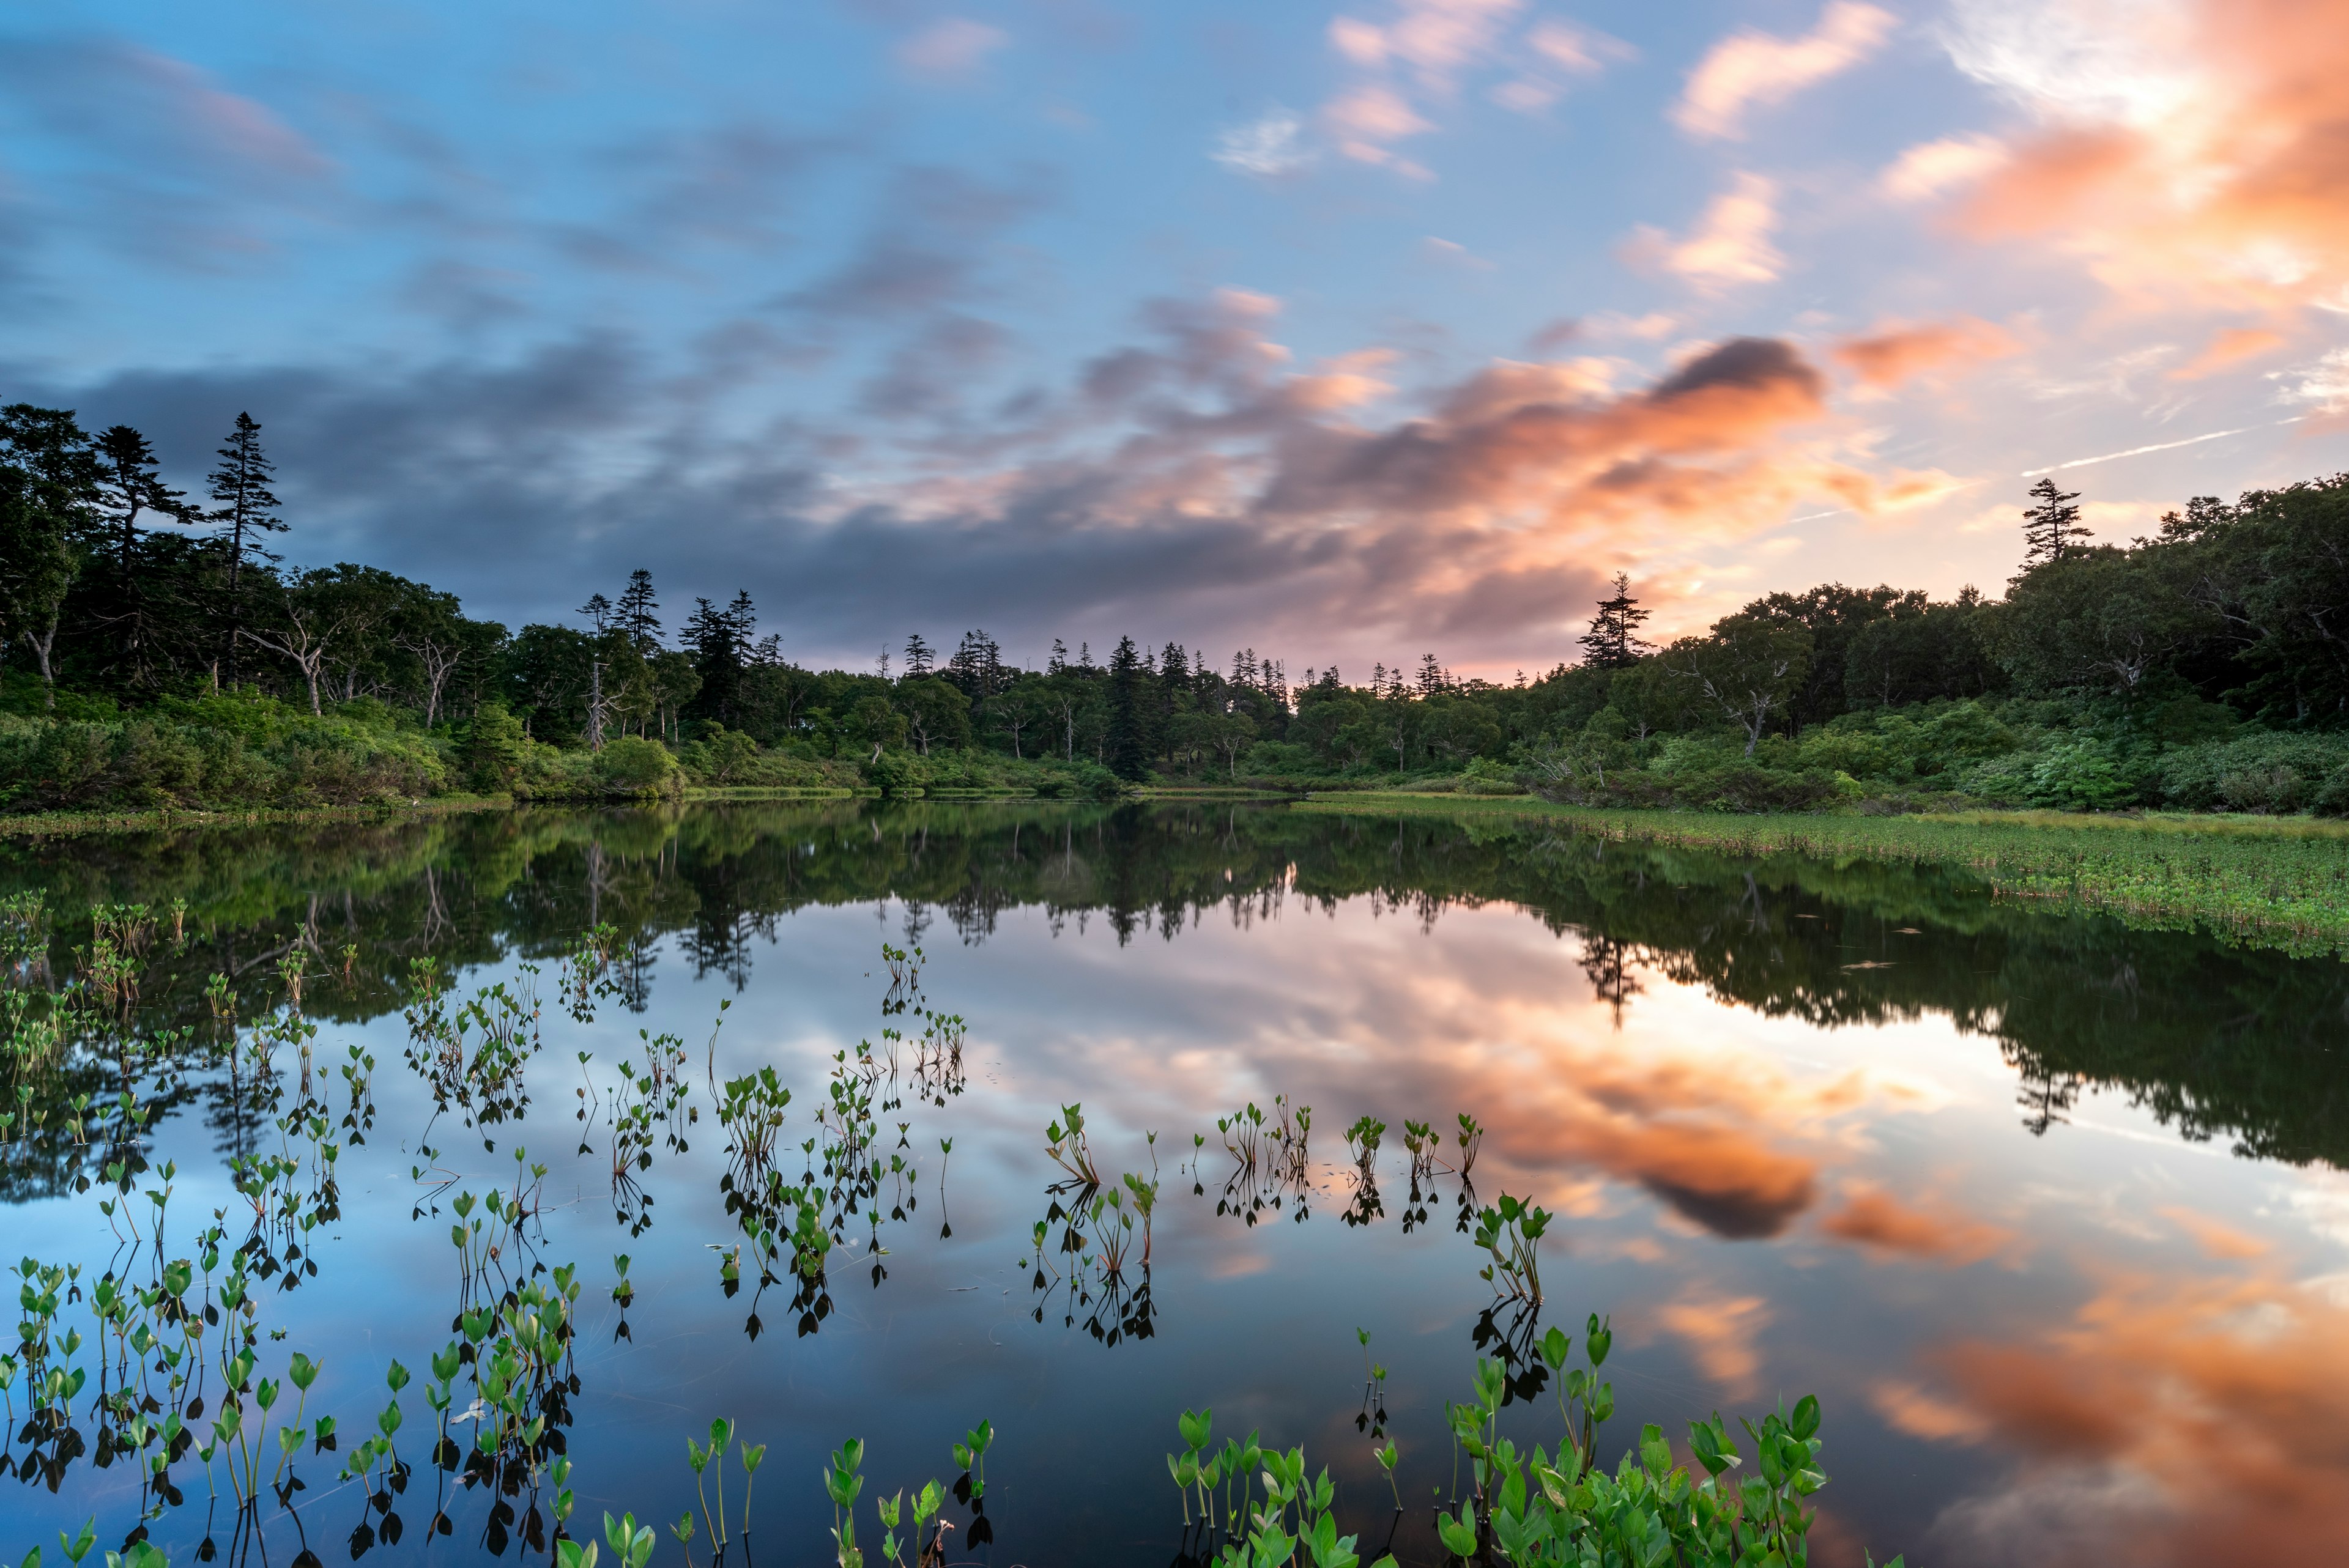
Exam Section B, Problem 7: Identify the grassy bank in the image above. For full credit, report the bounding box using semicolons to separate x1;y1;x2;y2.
1296;791;2349;958
0;793;514;841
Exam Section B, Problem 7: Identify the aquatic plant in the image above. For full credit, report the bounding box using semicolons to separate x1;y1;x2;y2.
1471;1193;1551;1304
1044;1102;1100;1189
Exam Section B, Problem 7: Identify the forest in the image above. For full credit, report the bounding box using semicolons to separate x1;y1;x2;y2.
5;401;2349;816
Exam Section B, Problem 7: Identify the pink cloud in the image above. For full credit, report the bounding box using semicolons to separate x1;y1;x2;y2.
894;18;1009;81
1624;172;1785;289
1673;1;1896;141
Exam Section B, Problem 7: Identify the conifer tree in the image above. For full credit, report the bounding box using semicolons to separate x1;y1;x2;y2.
615;569;661;649
1578;572;1653;669
2021;477;2090;566
903;632;935;678
92;426;190;594
577;593;613;632
1105;634;1149;779
206;412;286;684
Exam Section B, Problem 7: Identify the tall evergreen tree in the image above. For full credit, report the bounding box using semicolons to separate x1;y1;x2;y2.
615;569;661;649
1578;572;1653;668
206;412;286;684
92;426;190;593
90;425;194;686
0;405;100;706
902;632;935;678
577;593;613;632
1105;634;1150;778
2021;477;2090;567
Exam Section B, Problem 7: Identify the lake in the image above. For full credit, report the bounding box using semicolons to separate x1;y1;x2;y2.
4;801;2347;1568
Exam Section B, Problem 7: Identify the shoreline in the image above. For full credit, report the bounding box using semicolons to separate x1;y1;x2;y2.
1293;791;2349;958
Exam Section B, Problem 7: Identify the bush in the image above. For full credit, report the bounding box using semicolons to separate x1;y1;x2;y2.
0;704;445;813
863;750;918;797
464;703;529;793
2156;731;2349;812
593;736;681;797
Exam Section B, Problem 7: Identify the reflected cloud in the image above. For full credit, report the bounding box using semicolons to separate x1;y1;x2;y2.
1913;1268;2349;1565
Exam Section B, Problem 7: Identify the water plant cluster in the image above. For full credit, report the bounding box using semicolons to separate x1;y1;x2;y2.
0;870;1931;1568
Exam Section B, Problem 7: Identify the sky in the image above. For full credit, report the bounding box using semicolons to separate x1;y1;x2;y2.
4;0;2347;678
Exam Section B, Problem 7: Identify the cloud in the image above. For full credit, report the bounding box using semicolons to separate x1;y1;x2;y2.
1323;84;1435;168
1212;109;1316;177
1877;133;2006;202
1624;172;1785;289
0;34;335;265
12;294;1951;673
1831;316;2021;387
1319;1;1622;171
2171;326;2285;379
1673;1;1896;141
2281;347;2349;413
1931;0;2349;312
1820;1185;2014;1263
1908;1270;2349;1566
1492;20;1636;114
1658;1293;1773;1397
894;18;1008;80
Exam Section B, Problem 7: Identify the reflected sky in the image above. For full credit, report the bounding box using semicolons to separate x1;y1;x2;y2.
5;802;2348;1567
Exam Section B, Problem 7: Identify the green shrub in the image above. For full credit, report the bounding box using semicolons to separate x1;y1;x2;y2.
863;750;918;797
2157;731;2349;812
464;703;529;793
0;707;445;813
594;736;681;797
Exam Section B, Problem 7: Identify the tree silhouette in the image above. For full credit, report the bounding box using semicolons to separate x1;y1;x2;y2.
1578;572;1653;669
615;569;661;650
206;412;286;684
2021;477;2090;567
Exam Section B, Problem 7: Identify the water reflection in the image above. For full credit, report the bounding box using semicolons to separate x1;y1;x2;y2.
4;800;2349;1568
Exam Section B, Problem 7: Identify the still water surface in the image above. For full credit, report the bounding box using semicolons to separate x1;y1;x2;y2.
5;802;2348;1567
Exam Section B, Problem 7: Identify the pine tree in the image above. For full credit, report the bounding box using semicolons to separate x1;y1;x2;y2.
92;426;189;593
1105;634;1149;779
1416;653;1444;697
1048;637;1068;676
2021;477;2089;567
615;569;661;649
207;412;286;684
577;593;613;632
1578;572;1653;668
904;632;935;678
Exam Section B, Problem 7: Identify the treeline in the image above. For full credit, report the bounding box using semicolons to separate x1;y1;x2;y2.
5;397;2348;814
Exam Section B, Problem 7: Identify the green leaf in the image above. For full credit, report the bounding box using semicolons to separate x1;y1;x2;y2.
1790;1393;1820;1441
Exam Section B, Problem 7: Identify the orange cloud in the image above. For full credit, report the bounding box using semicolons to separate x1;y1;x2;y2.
1830;316;2021;387
1820;1185;2013;1265
1904;1269;2349;1565
1935;0;2349;313
2172;326;2286;379
1624;172;1784;289
1674;1;1895;141
1658;1293;1772;1397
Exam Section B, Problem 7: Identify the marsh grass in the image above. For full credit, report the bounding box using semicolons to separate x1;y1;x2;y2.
1300;794;2349;958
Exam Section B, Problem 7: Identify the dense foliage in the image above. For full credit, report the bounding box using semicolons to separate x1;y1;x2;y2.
8;399;2348;815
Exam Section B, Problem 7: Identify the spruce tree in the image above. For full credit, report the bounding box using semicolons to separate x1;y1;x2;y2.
615;569;661;649
1105;634;1149;779
206;412;286;684
903;632;935;678
92;426;190;595
577;593;613;632
2021;477;2089;567
1578;572;1653;668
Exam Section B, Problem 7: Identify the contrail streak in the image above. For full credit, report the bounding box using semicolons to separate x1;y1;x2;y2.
2020;417;2305;477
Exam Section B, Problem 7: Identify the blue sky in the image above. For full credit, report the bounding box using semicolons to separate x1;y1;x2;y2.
5;0;2345;674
